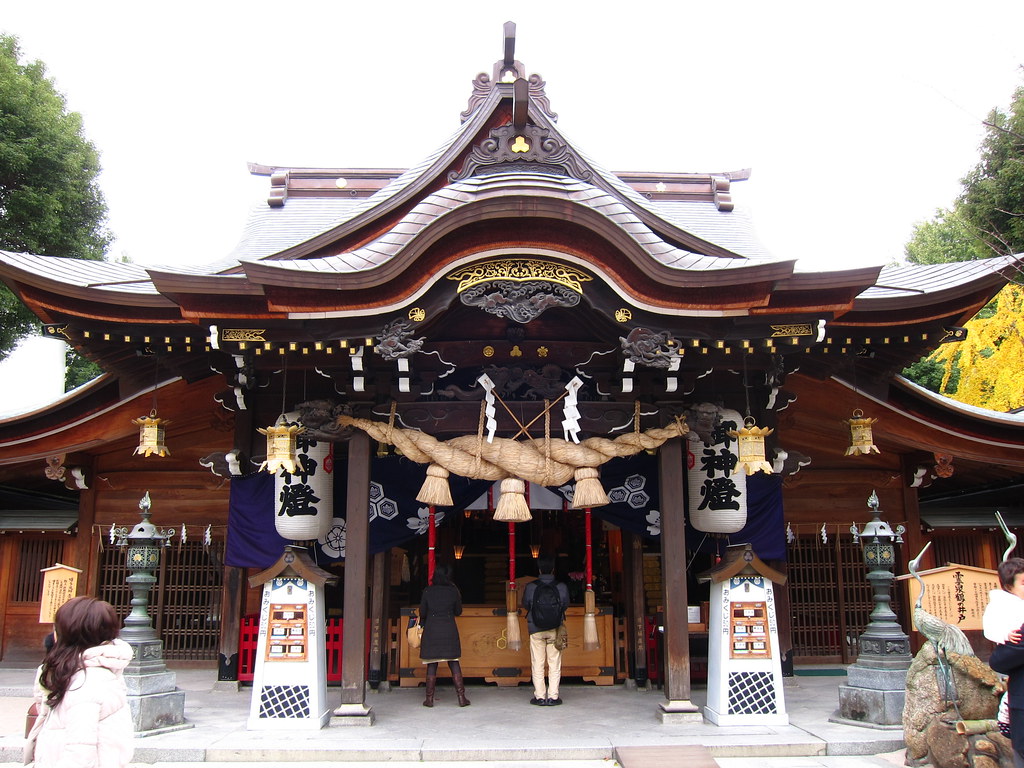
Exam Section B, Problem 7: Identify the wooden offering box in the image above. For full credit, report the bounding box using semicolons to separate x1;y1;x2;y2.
399;604;616;687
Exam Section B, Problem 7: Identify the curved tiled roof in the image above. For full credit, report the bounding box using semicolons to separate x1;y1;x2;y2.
237;173;794;290
893;375;1024;427
854;256;1021;306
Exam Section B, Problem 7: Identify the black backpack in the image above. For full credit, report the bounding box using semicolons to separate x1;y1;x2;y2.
530;580;563;631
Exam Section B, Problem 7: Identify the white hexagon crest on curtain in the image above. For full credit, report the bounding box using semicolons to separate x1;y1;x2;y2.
368;481;400;521
607;474;650;509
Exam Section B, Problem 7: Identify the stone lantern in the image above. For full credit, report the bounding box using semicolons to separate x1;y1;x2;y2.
835;491;912;727
111;492;192;734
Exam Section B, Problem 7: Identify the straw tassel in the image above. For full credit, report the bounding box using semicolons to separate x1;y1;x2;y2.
506;584;522;651
416;463;453;506
493;477;532;522
571;467;609;509
506;522;522;650
583;507;600;650
583;589;599;650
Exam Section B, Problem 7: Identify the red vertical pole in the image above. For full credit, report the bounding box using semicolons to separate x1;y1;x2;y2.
508;522;516;588
428;505;436;584
585;508;593;590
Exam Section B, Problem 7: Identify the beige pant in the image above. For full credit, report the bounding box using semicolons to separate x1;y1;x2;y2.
529;629;562;699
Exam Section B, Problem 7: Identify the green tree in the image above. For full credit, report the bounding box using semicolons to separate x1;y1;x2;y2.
958;86;1024;256
0;34;110;364
905;208;988;265
901;77;1024;410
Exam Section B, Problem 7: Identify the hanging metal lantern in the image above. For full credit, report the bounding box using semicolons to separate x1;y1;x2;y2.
258;415;305;473
453;544;466;560
846;409;880;456
133;411;170;457
729;417;774;475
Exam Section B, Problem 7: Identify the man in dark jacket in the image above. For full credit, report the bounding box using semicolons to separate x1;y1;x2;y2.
522;554;570;706
988;638;1024;767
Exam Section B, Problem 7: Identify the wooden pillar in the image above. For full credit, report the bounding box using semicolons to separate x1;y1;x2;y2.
217;565;245;684
217;403;254;684
625;532;649;687
335;431;374;721
368;550;387;690
76;463;99;596
658;437;699;718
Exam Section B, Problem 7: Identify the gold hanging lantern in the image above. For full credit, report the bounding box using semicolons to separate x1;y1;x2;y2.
729;416;774;475
258;415;305;474
846;409;880;456
453;544;466;560
133;410;170;457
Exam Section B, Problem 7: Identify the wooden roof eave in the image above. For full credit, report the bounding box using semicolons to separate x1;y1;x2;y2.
0;272;176;312
828;375;1024;466
16;285;191;327
851;255;1023;312
238;194;799;306
774;265;884;294
146;269;266;297
827;292;996;330
0;376;221;467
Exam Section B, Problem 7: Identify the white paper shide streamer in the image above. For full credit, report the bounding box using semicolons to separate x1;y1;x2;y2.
478;374;498;443
562;376;583;443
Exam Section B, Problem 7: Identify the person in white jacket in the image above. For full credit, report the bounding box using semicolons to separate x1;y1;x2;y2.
25;596;134;768
983;557;1024;744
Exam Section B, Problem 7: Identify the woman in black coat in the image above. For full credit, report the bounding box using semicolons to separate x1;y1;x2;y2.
989;638;1024;767
418;564;469;707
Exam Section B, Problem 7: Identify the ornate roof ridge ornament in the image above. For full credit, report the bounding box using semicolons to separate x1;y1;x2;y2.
461;21;558;124
451;122;590;181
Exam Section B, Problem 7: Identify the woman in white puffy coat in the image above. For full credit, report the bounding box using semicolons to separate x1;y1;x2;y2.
26;596;134;768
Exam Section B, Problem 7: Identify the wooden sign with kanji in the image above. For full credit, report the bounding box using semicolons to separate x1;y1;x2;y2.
897;563;998;632
38;563;83;623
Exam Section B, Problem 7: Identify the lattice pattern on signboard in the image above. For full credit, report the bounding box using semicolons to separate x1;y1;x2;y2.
258;684;310;719
727;671;776;715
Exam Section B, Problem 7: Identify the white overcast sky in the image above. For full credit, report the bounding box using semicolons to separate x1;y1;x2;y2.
1;0;1023;413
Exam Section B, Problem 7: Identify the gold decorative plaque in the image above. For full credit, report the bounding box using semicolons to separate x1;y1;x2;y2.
222;329;267;342
615;309;632;323
408;308;426;322
769;324;813;338
448;259;592;294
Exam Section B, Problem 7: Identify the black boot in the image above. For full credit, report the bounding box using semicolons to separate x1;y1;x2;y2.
451;662;470;707
423;664;437;708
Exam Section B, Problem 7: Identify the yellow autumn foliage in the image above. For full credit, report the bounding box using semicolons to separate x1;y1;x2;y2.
928;283;1024;412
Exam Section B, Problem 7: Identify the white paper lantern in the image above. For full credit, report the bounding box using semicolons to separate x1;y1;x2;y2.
687;406;747;534
274;433;335;541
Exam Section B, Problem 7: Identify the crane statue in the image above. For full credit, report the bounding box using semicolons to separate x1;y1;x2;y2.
908;541;974;658
996;510;1017;563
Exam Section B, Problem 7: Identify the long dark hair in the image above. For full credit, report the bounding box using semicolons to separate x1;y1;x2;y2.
431;563;453;587
40;596;121;708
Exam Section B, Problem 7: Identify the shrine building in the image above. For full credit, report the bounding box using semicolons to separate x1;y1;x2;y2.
1;24;1023;718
